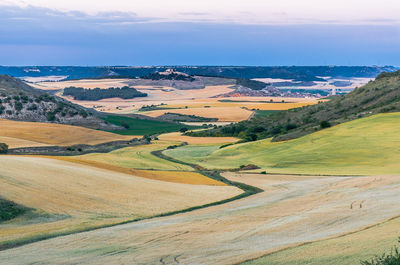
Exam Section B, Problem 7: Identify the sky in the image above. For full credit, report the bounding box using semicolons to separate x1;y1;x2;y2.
1;0;400;66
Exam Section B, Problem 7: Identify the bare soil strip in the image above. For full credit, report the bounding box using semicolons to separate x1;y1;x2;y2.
2;173;400;264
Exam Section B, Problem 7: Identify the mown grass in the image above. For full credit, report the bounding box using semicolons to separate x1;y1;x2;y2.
102;115;197;135
241;216;400;265
165;113;400;176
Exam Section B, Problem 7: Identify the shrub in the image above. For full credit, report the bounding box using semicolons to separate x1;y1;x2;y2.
320;120;331;129
14;102;23;111
0;143;8;154
121;121;130;129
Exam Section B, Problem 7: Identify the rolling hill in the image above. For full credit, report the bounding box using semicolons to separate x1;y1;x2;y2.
0;155;240;249
0;75;117;130
165;112;400;176
190;70;400;142
0;119;134;148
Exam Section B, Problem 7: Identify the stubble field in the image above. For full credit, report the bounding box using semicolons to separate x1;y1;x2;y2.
2;173;400;264
0;155;240;249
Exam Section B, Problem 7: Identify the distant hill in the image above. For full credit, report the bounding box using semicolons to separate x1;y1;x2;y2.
1;66;396;81
189;70;400;142
142;69;196;82
0;75;118;130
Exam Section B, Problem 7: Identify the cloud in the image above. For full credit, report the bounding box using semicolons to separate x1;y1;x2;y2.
0;3;399;66
0;4;154;27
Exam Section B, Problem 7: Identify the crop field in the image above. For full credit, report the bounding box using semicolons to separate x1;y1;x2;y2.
33;79;130;91
35;79;236;113
0;155;241;249
0;119;133;147
69;141;194;171
33;79;318;121
164;113;400;175
3;173;400;264
102;115;196;135
158;132;238;145
49;156;224;185
243;215;400;265
0;136;50;149
140;106;254;122
155;101;316;110
138;99;317;122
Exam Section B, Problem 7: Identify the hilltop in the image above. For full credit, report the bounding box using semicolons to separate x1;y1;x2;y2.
190;70;400;141
0;75;118;130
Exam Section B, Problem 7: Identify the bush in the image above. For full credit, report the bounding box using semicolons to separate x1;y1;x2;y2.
121;121;130;129
320;120;331;129
179;127;188;133
14;102;23;111
0;143;8;154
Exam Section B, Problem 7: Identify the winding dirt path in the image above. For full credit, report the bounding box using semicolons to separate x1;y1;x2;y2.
2;173;400;265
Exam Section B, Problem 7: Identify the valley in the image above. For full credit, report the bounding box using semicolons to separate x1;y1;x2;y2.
1;67;400;265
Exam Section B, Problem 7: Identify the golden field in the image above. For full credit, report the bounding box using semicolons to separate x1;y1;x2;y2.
3;173;400;264
33;79;319;121
141;106;254;122
0;119;134;147
0;155;241;248
48;156;226;185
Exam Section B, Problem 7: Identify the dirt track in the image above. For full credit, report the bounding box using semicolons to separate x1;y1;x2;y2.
2;173;400;265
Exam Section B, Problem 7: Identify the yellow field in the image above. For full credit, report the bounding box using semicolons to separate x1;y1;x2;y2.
244;214;400;265
0;119;134;147
32;79;130;91
160;101;316;110
0;136;51;149
141;106;254;122
47;156;225;185
33;79;319;119
0;155;241;248
4;173;400;264
158;132;238;145
138;97;317;121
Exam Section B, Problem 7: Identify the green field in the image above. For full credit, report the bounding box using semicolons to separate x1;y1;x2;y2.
164;113;400;175
242;216;400;265
102;115;197;135
76;141;194;171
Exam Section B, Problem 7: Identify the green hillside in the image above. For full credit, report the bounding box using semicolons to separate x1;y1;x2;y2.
189;70;400;142
165;112;400;175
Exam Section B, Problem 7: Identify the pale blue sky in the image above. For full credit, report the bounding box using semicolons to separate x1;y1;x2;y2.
0;1;399;65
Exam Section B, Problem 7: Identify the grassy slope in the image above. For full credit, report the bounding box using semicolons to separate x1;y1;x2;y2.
103;115;197;135
242;216;400;265
73;141;194;171
165;113;400;175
